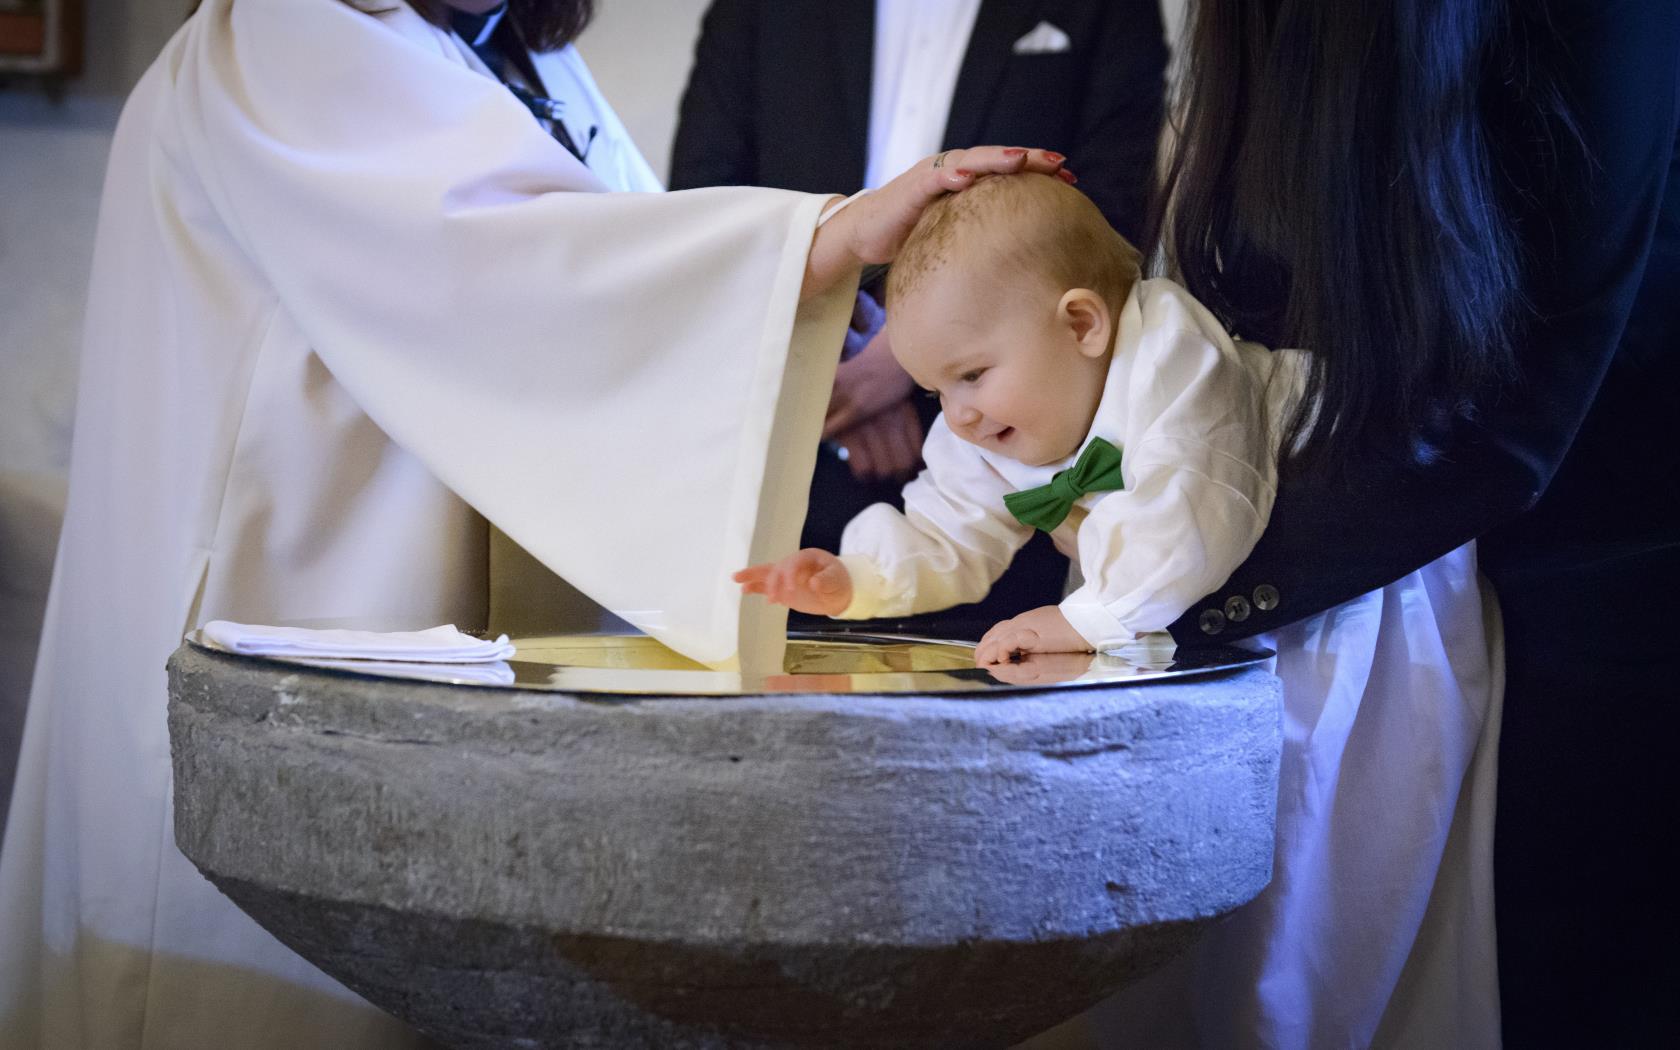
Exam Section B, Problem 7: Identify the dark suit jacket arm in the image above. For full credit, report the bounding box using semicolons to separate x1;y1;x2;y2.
1168;0;1680;645
1169;432;1543;645
668;0;760;189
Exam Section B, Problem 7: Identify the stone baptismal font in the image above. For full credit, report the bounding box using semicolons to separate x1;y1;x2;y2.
167;631;1281;1047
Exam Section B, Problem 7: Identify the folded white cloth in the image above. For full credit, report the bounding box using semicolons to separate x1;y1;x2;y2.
200;621;515;663
304;658;516;686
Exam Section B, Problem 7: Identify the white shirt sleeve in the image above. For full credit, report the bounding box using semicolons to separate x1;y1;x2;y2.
1057;284;1277;650
837;416;1032;618
864;0;983;189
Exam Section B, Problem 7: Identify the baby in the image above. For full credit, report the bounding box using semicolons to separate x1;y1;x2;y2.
736;174;1290;664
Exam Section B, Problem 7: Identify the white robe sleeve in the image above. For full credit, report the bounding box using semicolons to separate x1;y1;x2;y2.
174;0;855;667
1058;284;1277;650
836;417;1031;618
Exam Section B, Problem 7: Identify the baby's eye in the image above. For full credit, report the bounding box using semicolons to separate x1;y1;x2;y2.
959;368;986;383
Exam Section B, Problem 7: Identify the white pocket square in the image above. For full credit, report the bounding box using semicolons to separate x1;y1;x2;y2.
1013;21;1071;55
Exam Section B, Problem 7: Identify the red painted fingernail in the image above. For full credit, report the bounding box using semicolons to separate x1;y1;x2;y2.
1043;151;1066;163
1056;168;1078;184
1003;147;1026;156
954;168;973;177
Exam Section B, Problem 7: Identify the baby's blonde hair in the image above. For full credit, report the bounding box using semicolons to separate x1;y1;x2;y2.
885;174;1143;319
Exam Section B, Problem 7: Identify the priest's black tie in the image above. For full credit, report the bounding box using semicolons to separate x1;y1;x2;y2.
449;4;594;164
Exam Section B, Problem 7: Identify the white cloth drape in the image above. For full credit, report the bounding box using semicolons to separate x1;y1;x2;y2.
1083;544;1503;1049
0;1;854;1047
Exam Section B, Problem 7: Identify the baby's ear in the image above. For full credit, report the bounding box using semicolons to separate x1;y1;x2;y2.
1056;289;1111;358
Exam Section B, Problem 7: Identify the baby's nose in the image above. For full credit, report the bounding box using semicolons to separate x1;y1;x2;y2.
950;402;983;428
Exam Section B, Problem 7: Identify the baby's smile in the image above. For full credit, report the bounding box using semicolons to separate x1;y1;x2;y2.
970;420;1015;444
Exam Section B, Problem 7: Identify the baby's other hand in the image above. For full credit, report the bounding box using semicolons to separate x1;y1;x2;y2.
975;606;1092;665
733;549;853;616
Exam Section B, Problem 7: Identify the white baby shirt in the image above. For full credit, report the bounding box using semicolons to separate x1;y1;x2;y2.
837;278;1292;650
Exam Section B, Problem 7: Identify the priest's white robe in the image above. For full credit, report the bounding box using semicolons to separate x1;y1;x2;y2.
0;1;854;1046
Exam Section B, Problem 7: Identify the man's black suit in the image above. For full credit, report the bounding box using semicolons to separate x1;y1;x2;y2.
669;0;1168;635
669;0;1168;243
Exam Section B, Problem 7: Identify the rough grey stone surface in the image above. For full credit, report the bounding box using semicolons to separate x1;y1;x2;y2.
167;645;1281;1048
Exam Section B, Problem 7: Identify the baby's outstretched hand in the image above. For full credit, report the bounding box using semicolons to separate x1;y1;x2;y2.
975;606;1092;665
733;549;854;616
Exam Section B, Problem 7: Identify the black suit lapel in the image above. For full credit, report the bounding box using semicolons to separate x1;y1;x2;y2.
943;0;1046;150
829;0;876;171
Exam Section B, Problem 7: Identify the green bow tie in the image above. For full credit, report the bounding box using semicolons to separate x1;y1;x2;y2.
1003;437;1125;532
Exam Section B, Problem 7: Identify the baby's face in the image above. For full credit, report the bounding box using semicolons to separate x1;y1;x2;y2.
889;268;1110;468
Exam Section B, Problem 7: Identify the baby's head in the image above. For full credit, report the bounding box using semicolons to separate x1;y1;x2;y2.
885;174;1142;467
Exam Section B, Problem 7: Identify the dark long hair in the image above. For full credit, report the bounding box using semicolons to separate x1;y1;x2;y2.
1150;0;1549;475
354;1;595;51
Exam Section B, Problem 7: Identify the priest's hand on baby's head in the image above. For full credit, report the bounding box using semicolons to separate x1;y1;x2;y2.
842;147;1072;266
805;147;1068;300
733;549;853;616
974;605;1092;666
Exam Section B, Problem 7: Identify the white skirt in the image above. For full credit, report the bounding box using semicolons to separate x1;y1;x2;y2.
1054;543;1504;1050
